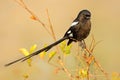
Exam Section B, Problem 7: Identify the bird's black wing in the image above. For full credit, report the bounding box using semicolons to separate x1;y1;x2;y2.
64;21;79;45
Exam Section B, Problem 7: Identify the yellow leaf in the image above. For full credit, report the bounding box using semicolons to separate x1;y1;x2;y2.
112;72;120;80
19;44;37;67
29;44;37;53
60;41;72;55
19;48;30;56
27;59;32;67
39;44;48;59
60;41;66;51
64;44;72;55
39;51;46;59
48;51;56;61
79;69;87;78
23;74;29;79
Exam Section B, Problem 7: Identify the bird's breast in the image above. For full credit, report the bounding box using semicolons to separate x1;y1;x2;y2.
76;20;91;41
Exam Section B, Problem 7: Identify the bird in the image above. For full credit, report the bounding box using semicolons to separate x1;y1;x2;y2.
5;9;91;66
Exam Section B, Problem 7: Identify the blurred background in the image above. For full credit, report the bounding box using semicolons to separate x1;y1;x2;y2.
0;0;120;80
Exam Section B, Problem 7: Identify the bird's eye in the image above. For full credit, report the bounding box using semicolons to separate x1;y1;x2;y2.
84;14;90;19
85;14;90;17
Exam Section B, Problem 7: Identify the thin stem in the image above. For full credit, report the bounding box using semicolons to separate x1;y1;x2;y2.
46;9;56;41
46;8;74;80
58;56;74;80
14;0;52;37
85;47;109;80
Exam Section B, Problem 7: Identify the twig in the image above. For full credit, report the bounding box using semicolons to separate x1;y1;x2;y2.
45;7;74;80
46;9;60;53
14;0;52;37
87;65;90;80
82;37;108;80
85;47;109;80
58;56;74;80
46;7;74;80
89;35;95;50
46;9;57;41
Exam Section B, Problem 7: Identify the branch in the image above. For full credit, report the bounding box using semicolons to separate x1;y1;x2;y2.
14;0;52;36
58;56;74;80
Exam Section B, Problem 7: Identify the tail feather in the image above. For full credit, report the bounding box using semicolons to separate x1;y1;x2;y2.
5;37;68;66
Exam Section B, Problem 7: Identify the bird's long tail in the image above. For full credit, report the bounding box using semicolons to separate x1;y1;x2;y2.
5;37;68;66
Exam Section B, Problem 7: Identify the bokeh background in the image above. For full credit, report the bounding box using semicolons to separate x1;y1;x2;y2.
0;0;120;80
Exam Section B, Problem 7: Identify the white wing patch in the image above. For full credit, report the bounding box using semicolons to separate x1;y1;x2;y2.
71;21;78;26
69;33;73;37
67;30;71;34
67;30;73;37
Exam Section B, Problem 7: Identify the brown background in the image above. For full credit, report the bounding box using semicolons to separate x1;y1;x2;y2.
0;0;120;80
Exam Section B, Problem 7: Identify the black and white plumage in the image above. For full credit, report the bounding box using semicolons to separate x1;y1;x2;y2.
5;10;91;66
64;10;91;45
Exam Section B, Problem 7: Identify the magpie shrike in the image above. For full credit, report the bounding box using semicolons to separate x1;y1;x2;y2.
5;10;91;66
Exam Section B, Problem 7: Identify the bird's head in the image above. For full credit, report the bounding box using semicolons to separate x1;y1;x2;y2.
77;10;91;21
